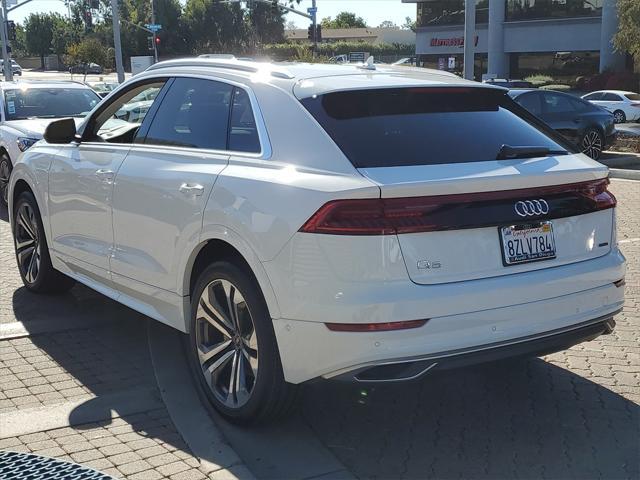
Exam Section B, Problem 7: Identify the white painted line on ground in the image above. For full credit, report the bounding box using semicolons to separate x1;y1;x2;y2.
0;319;114;340
619;238;640;244
0;387;163;439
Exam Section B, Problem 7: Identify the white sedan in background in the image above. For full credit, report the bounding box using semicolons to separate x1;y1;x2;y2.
582;90;640;123
0;80;101;205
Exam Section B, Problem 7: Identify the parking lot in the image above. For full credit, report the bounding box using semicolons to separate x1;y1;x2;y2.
0;179;638;479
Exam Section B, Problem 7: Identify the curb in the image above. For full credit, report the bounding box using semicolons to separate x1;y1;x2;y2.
609;168;640;181
147;322;355;480
147;322;255;479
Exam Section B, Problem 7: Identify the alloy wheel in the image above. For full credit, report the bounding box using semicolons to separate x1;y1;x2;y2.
195;279;258;409
15;203;41;284
0;159;9;205
613;111;625;124
581;130;602;159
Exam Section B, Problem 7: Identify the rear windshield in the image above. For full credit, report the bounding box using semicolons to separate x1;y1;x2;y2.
624;93;640;101
300;87;568;168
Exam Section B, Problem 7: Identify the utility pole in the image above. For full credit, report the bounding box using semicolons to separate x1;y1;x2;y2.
111;0;125;83
0;0;12;81
311;0;317;57
150;0;158;62
463;0;476;80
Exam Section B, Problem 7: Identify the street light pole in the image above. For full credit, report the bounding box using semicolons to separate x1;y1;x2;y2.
111;0;125;83
151;0;158;62
311;0;317;57
0;0;13;81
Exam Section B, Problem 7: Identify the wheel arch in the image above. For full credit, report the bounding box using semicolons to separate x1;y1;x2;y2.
181;229;282;327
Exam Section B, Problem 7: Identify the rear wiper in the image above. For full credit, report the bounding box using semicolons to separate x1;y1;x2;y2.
496;144;568;160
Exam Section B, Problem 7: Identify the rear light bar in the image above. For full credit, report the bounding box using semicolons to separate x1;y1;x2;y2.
325;319;427;332
300;178;616;235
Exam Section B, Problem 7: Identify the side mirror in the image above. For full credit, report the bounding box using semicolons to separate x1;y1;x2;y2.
43;118;77;144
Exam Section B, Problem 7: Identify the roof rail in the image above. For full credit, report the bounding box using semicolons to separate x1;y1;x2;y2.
146;58;295;79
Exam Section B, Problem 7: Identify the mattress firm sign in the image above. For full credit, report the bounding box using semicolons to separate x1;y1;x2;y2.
430;35;478;47
416;28;488;54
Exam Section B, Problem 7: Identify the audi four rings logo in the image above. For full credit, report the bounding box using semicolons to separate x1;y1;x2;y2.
514;199;550;217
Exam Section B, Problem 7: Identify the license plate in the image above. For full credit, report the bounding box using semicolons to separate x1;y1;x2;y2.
500;221;556;266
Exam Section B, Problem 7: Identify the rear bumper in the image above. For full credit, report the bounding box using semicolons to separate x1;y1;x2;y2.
272;276;625;383
333;312;618;382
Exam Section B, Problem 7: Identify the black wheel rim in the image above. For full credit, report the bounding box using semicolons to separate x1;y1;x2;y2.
614;111;625;123
195;279;258;409
15;203;41;284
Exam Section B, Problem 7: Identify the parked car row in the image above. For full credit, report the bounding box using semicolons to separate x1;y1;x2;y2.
3;59;625;424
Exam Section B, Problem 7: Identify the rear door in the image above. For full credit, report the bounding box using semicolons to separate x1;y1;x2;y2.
300;86;615;285
539;91;583;144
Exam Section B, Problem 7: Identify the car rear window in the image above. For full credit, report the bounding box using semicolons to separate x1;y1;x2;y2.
624;93;640;101
300;87;568;168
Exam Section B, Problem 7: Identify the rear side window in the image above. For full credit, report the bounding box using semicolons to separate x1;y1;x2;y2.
145;78;232;150
516;92;541;115
228;88;261;153
300;88;567;168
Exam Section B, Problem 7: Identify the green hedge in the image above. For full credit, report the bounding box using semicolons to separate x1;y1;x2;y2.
259;42;414;61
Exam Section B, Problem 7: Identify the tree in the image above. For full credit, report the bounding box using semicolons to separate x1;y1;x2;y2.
24;13;56;69
378;20;397;29
614;0;640;63
321;12;368;29
402;16;416;32
67;37;107;80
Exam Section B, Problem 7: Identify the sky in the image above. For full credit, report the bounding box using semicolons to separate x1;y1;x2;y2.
9;0;416;29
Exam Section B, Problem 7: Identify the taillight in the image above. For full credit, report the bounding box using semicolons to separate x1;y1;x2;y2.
325;319;427;332
300;179;616;236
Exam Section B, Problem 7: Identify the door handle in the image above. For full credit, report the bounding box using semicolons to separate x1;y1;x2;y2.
95;169;115;182
179;183;204;196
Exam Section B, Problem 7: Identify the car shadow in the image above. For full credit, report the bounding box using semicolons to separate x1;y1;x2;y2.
1;202;8;222
7;281;193;459
299;358;639;479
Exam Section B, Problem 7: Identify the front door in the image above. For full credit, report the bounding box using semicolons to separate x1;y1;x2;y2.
48;80;168;279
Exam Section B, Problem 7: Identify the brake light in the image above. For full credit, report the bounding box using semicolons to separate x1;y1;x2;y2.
300;179;616;235
325;319;427;332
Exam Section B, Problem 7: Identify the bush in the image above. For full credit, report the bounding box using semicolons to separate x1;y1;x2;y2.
259;41;414;62
524;74;554;86
583;72;640;92
540;84;572;91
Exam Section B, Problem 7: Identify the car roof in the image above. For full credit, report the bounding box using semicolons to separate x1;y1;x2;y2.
0;80;92;91
144;57;499;98
590;90;637;95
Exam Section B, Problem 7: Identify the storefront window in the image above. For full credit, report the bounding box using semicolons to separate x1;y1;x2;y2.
506;0;603;21
511;51;600;82
417;0;489;27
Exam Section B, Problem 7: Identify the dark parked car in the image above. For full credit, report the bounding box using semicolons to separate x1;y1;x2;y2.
69;63;103;75
509;89;615;160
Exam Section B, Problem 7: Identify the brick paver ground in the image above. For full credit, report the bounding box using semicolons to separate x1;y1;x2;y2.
0;206;232;479
299;179;639;479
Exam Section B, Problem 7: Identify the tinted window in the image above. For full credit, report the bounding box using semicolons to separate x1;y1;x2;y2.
624;93;640;101
583;92;603;101
516;92;541;115
602;93;622;101
541;92;575;114
228;88;260;153
145;78;232;150
4;88;100;121
301;88;567;168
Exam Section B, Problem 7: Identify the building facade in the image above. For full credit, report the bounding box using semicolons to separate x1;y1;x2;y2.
285;27;416;45
404;0;630;81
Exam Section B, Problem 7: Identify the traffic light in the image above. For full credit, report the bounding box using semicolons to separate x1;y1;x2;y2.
307;24;313;41
84;10;92;28
155;37;161;46
6;20;15;42
315;24;322;42
147;36;154;51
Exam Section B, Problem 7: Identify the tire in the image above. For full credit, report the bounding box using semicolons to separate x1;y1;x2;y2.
613;110;626;124
580;128;604;160
13;192;75;293
0;153;11;207
185;260;296;424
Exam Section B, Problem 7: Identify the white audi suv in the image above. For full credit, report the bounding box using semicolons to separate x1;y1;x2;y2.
8;58;626;423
